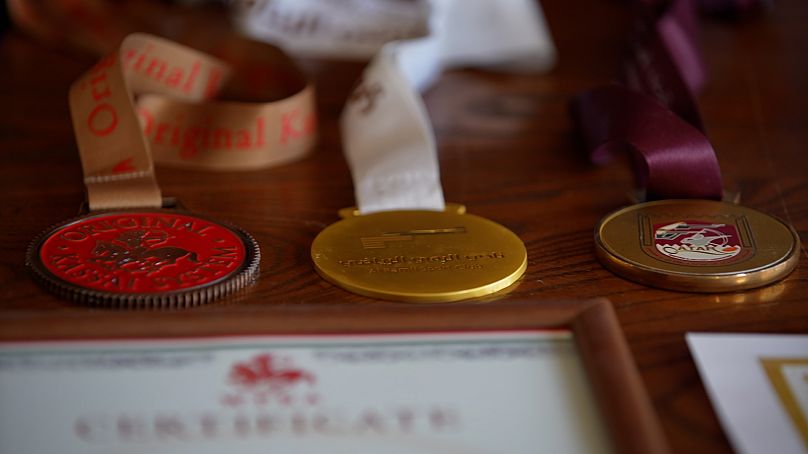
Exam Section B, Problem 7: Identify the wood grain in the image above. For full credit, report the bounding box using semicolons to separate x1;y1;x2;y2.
1;1;807;453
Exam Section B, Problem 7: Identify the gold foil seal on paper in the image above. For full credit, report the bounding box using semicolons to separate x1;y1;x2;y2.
311;204;527;303
595;199;799;292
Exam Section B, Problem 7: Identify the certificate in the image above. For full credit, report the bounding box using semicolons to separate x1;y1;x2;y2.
687;333;808;454
1;300;667;453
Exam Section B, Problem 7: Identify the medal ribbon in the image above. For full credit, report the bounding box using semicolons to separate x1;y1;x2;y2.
69;33;315;210
571;0;761;201
340;0;557;214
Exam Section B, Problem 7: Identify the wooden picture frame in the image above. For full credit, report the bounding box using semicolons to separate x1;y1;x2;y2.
2;298;668;454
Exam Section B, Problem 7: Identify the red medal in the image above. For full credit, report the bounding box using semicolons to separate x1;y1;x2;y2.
28;212;259;307
21;34;322;307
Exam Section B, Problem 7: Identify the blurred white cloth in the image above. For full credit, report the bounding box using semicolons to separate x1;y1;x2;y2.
234;0;431;59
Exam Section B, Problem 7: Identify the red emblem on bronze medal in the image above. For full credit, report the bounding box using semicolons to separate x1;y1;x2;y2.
27;212;260;307
639;214;754;267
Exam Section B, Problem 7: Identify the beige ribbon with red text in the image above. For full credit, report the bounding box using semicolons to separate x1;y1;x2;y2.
69;33;316;210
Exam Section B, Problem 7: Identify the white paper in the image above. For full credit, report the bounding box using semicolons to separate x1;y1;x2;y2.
0;331;611;454
687;333;808;454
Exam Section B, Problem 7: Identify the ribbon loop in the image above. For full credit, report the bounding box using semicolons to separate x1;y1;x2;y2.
573;85;722;200
69;33;316;210
574;0;724;200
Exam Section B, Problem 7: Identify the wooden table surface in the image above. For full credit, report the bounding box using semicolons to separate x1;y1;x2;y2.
1;1;806;453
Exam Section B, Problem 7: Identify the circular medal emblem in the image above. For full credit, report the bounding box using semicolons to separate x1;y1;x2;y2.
311;206;527;303
595;199;799;292
27;211;260;308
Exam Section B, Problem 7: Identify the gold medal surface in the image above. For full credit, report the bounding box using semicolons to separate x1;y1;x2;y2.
595;199;799;292
311;204;527;302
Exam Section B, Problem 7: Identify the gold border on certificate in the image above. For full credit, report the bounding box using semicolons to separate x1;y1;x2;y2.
760;357;808;448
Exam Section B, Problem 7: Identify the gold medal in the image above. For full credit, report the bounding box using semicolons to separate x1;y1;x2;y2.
311;204;527;302
595;199;799;292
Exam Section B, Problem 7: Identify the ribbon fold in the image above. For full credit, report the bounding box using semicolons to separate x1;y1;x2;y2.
573;0;726;200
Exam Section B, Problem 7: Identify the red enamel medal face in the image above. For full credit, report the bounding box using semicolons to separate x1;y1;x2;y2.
28;212;260;307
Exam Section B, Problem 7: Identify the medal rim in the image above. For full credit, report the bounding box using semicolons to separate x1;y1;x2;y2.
595;199;800;292
311;209;527;303
26;210;261;308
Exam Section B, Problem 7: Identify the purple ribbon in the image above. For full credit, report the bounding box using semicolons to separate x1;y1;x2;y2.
572;86;722;200
573;0;728;200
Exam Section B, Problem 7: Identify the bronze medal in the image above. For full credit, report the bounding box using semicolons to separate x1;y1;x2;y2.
311;204;527;303
595;199;799;292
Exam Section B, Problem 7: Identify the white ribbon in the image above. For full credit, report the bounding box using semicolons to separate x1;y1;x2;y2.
342;49;444;213
236;0;556;214
343;0;556;214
